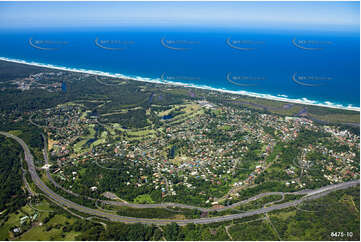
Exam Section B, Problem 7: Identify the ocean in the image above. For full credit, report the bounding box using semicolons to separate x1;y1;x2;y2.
0;26;359;110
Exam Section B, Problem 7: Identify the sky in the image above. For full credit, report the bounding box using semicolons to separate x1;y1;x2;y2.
0;1;359;32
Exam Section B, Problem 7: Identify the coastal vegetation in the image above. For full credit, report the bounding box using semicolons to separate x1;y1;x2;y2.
0;60;359;240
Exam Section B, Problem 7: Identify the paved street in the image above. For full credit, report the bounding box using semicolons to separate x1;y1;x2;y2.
1;131;359;225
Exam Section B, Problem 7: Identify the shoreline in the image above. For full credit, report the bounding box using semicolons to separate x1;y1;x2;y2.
0;56;359;112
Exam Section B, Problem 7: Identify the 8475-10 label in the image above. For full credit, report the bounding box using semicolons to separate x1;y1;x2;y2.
330;232;353;238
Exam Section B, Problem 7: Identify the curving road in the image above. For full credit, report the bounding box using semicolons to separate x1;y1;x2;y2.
41;135;305;213
42;134;84;199
1;131;359;225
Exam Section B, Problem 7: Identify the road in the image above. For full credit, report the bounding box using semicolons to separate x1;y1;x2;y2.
42;133;83;198
41;136;300;212
1;131;359;225
29;113;45;128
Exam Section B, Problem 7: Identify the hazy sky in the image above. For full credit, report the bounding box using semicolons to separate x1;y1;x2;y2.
0;1;359;31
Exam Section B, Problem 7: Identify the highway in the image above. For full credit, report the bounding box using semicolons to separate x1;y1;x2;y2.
39;132;306;212
1;131;359;225
42;134;84;199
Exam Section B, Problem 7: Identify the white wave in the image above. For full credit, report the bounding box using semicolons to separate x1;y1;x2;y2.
0;56;359;112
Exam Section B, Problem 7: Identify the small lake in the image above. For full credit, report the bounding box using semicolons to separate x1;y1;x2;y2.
162;114;173;120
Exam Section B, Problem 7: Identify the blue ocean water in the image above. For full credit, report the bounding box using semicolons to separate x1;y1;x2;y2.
0;27;359;108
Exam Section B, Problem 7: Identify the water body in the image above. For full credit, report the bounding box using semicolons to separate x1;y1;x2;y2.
0;26;359;109
61;82;67;92
162;114;174;120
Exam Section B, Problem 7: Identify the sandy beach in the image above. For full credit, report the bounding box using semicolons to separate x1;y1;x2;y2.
0;56;359;112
